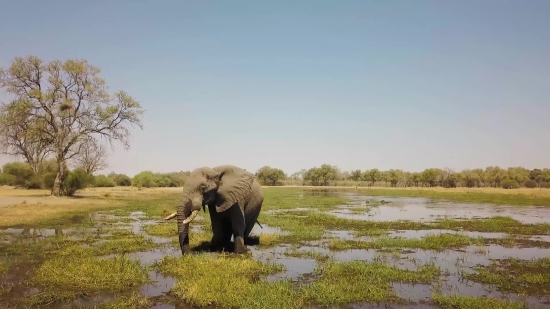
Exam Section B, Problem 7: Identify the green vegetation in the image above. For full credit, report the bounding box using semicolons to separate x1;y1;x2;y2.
155;254;295;309
95;293;151;309
328;233;484;251
28;255;149;305
2;182;550;308
463;257;550;298
301;260;441;305
431;294;529;309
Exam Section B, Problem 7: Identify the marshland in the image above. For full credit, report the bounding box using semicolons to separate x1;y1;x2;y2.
1;184;550;309
2;2;550;308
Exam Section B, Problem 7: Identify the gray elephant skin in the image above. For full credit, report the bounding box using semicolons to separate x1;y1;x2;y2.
164;165;264;255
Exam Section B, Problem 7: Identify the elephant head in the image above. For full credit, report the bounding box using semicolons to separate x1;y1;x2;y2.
164;165;255;254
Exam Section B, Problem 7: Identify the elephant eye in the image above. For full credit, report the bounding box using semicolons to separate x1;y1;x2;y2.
199;184;207;192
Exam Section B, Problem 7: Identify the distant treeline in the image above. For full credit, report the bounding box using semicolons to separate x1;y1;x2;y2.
0;160;190;195
255;165;550;189
2;161;549;193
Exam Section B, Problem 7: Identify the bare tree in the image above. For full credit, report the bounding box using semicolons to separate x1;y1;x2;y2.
71;136;108;175
0;56;145;196
0;99;54;174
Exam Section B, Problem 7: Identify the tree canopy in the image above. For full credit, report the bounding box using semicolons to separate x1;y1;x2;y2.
0;55;146;196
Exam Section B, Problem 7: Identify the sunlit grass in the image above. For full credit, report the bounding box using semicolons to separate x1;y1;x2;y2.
283;248;330;262
301;260;441;305
95;292;151;309
155;254;297;309
27;254;149;306
462;257;550;297
431;293;529;309
329;233;484;251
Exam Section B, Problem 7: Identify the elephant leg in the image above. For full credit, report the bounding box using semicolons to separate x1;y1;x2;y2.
244;185;264;240
228;205;247;254
208;204;225;252
244;206;261;240
221;220;233;251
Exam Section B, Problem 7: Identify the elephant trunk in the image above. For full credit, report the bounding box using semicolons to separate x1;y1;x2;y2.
177;196;192;255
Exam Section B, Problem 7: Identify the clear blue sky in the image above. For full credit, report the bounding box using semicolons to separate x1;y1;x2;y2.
1;1;549;177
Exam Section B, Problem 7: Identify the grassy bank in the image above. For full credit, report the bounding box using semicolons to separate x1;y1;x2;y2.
266;186;550;207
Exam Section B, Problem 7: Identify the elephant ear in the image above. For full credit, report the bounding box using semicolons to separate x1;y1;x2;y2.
213;165;255;213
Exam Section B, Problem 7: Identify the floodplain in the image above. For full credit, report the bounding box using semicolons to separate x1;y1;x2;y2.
1;186;550;309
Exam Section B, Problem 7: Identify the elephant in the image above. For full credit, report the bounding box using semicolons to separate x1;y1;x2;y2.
164;165;264;255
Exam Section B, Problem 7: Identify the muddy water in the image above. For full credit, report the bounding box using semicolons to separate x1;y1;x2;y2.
2;192;550;308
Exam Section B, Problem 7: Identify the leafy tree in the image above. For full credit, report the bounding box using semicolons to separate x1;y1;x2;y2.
109;173;132;186
0;100;53;174
94;174;116;187
364;169;381;186
350;169;362;181
0;56;145;196
255;166;287;186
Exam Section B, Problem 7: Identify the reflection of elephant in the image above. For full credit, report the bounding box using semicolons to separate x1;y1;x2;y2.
165;165;264;255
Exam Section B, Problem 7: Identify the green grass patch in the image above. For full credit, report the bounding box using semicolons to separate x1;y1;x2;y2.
155;254;298;309
329;233;484;251
143;223;178;237
262;188;348;211
93;236;159;255
353;188;550;207
434;216;550;235
284;248;330;262
301;260;441;306
431;293;529;309
462;257;550;298
260;209;550;247
29;255;149;293
169;226;214;250
95;292;151;309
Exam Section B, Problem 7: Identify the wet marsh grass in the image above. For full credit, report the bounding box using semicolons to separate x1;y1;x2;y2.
431;293;529;309
463;257;550;298
328;233;485;251
301;260;441;306
283;186;550;206
2;186;550;308
28;255;149;306
154;254;295;309
258;209;550;249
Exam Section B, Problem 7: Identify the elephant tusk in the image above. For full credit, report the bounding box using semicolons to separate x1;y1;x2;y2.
164;212;177;220
182;210;199;224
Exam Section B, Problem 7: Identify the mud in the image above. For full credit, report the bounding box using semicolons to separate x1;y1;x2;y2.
2;191;550;308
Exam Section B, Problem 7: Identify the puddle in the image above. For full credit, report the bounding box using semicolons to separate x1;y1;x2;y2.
330;193;550;224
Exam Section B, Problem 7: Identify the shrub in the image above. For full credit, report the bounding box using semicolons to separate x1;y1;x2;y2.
113;174;132;186
94;175;116;187
524;179;537;188
501;179;520;189
61;169;93;196
0;173;16;185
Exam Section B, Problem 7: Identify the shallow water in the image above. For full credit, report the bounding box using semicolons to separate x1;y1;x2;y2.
330;193;550;224
2;192;550;308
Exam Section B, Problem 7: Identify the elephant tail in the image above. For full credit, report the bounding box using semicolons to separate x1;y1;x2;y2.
256;220;263;229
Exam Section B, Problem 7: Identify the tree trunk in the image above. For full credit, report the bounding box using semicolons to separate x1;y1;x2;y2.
51;158;65;196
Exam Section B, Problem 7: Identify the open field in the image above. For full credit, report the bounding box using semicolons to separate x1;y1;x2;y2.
1;186;550;308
